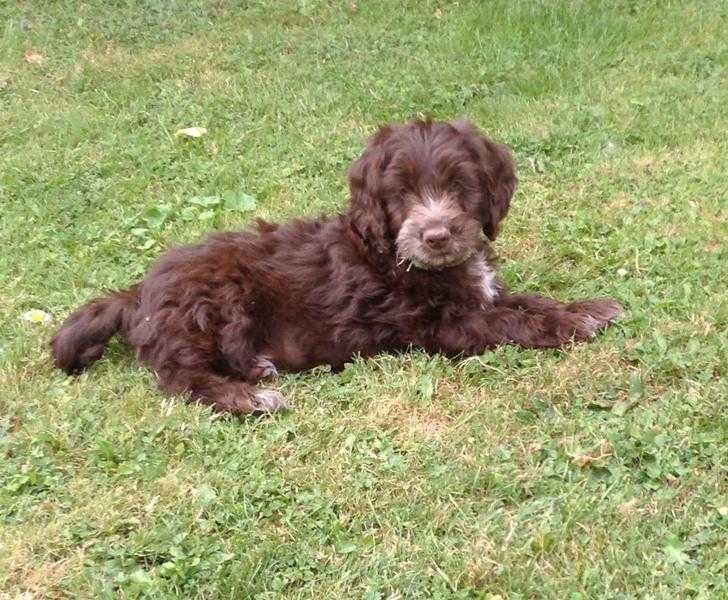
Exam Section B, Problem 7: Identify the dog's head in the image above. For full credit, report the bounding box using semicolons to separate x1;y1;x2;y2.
347;120;516;270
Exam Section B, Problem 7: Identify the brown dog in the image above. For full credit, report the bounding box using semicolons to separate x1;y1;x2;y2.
51;120;622;414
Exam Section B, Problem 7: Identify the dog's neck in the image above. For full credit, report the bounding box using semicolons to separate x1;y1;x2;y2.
342;215;498;300
397;247;501;302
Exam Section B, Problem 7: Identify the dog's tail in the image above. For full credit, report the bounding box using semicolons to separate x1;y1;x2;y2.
51;285;140;374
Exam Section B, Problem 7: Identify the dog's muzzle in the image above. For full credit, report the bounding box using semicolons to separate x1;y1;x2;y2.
395;196;481;270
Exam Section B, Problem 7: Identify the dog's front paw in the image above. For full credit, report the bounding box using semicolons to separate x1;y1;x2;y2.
561;312;602;341
568;298;623;329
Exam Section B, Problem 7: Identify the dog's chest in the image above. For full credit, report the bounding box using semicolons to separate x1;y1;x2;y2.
468;255;499;305
401;254;499;315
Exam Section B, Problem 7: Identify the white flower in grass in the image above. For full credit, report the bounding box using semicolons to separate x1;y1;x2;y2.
21;309;51;324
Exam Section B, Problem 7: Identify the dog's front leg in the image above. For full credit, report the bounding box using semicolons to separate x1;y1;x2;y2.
434;297;621;353
496;292;623;325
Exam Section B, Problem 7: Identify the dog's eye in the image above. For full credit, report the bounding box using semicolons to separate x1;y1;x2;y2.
450;180;475;199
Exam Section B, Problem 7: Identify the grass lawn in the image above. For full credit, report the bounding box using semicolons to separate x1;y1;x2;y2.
1;0;726;597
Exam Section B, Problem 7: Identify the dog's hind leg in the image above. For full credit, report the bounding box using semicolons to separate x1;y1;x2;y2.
132;299;286;415
156;365;288;415
140;331;287;415
244;356;278;380
218;316;278;382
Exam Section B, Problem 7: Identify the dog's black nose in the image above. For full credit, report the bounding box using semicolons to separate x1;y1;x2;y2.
423;226;451;248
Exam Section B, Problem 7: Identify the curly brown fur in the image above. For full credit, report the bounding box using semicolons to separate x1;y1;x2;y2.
51;120;622;415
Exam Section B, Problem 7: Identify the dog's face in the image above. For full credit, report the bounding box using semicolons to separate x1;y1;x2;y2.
347;120;517;270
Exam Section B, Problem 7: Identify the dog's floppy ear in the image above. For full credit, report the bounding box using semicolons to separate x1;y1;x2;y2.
347;126;394;257
452;120;517;241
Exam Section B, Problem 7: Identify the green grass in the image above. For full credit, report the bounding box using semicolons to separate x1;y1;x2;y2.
1;0;727;597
